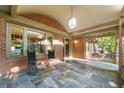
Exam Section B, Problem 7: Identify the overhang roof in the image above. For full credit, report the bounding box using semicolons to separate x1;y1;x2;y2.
0;5;123;37
16;5;122;33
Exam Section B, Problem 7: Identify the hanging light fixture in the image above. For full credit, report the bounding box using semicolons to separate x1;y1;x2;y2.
68;5;77;29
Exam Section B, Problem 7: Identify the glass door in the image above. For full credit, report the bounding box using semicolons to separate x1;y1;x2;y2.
64;38;70;57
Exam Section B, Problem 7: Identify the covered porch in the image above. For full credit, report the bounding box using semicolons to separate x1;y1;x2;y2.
0;5;124;88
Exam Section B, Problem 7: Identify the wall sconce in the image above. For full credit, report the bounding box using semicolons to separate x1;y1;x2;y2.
74;40;78;43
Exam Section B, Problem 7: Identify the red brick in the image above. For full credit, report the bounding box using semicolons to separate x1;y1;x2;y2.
22;14;66;32
0;17;64;75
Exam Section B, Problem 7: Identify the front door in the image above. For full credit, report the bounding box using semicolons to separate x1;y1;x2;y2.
63;38;70;57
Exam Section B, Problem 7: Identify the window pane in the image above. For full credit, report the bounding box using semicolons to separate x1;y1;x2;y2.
10;27;23;56
46;36;53;51
27;30;45;55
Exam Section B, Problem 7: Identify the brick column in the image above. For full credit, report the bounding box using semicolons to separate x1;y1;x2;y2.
72;36;86;59
54;33;64;60
0;18;6;61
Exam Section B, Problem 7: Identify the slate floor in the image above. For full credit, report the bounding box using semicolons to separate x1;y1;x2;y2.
0;60;124;88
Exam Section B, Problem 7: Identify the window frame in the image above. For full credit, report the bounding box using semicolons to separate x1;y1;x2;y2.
26;29;46;55
6;23;54;58
6;23;25;58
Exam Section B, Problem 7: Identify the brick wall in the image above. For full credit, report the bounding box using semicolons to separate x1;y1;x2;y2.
0;18;6;61
0;18;27;74
72;37;86;59
0;17;64;75
22;14;66;32
54;33;64;60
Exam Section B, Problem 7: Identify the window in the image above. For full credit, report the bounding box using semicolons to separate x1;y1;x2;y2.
46;35;53;50
10;26;24;56
27;30;46;55
43;35;53;55
7;23;53;57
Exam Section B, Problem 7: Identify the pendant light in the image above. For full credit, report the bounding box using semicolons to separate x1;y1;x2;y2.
68;5;77;29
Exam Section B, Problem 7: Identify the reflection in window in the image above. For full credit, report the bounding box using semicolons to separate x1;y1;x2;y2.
27;30;45;55
8;23;54;57
46;36;53;51
42;36;53;55
10;27;23;56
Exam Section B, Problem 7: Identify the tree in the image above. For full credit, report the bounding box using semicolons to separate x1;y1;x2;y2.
97;36;116;56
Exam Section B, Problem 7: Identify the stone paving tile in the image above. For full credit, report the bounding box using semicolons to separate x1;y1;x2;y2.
64;78;83;88
6;81;18;88
0;60;124;88
16;75;35;88
17;82;35;88
37;77;59;88
92;74;109;83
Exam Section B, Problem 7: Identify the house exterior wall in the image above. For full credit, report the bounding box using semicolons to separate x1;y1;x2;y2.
0;18;28;74
0;17;64;75
72;37;86;59
54;33;64;60
0;14;87;74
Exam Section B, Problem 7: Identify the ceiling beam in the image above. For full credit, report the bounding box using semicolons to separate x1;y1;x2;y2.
121;5;124;16
71;24;118;38
83;27;118;36
70;20;118;36
72;24;118;36
86;32;116;39
11;5;18;17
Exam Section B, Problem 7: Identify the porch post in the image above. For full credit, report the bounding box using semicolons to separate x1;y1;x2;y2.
118;17;123;68
93;41;96;54
118;16;124;80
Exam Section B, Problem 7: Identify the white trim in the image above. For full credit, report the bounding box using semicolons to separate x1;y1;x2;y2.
71;24;118;36
8;22;54;36
6;23;24;57
23;28;27;56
